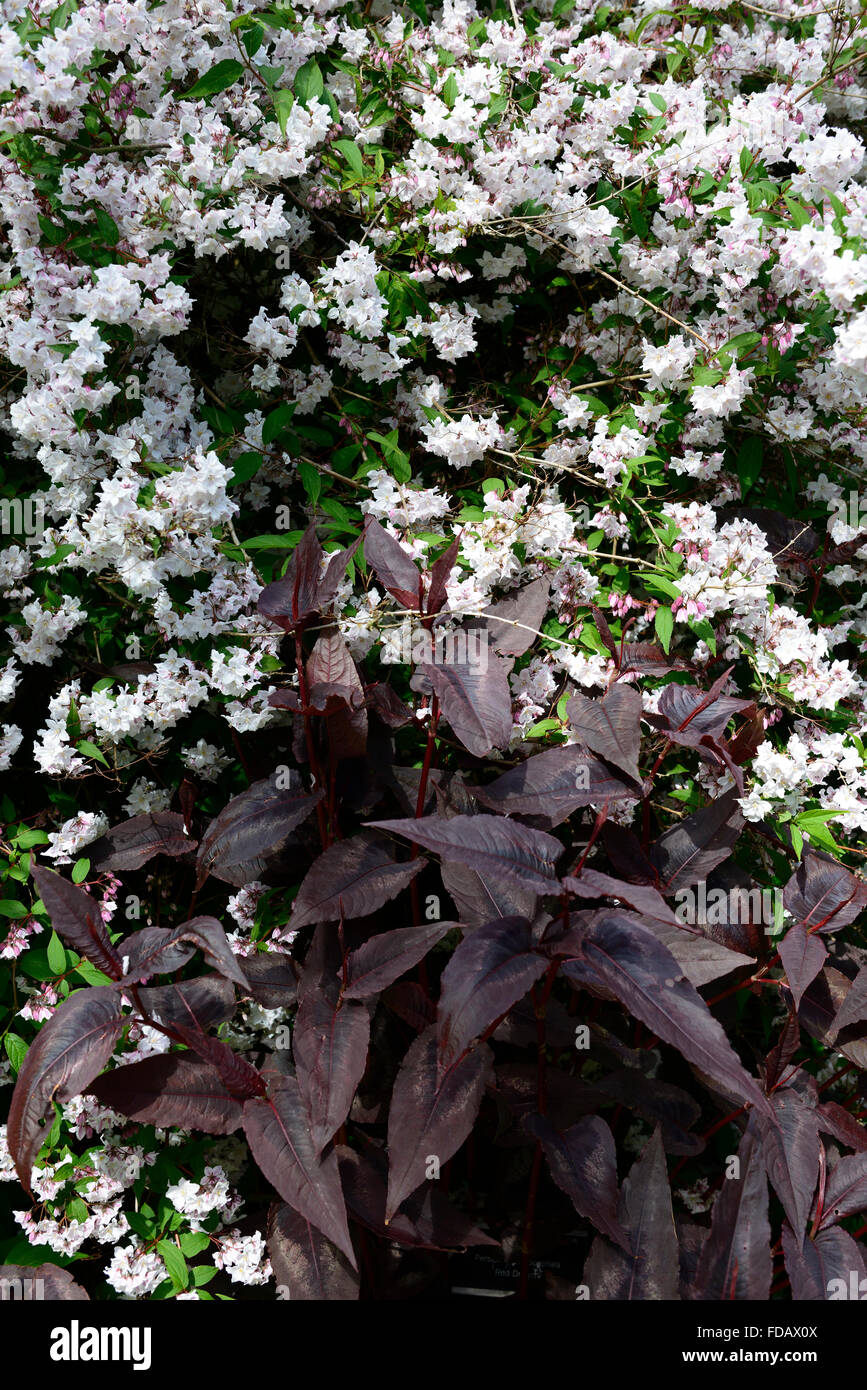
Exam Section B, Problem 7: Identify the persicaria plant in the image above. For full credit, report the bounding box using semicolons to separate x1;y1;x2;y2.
1;0;867;1305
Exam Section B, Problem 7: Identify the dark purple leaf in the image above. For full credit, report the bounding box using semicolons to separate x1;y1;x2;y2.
416;650;512;758
86;812;192;872
370;814;562;896
560;912;772;1118
828;964;867;1042
601;823;658;884
7;987;124;1189
138;975;237;1031
582;1128;679;1299
479;576;551;656
816;1101;867;1153
784;850;867;933
567;685;643;785
337;1145;497;1251
782;1222;866;1301
754;1082;819;1250
317;535;362;610
31;866;122;980
797;966;867;1073
438;917;546;1067
620;642;691;676
266;1201;359;1301
524;1113;629;1249
342;922;451;1000
290;830;425;930
694;1117;771;1300
817;1151;867;1229
563;869;679;925
237;954;297;1010
243;1075;356;1267
441;859;539;930
125;911;248;989
293;991;371;1152
382;981;437;1031
88;1053;243;1133
647;677;753;743
426;537;460;617
256;523;324;632
595;1069;703;1156
196;772;323;887
386;1026;493;1220
363;515;421;609
473;744;637;827
779;925;827;1012
172;1024;265;1100
648;788;743;893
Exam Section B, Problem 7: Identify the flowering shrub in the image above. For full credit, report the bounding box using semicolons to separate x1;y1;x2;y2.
1;0;867;1303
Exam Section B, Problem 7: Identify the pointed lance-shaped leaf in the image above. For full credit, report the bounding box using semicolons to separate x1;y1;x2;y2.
386;1026;493;1221
817;1151;867;1230
171;1024;265;1100
566;685;643;786
118;915;248;988
478;576;551;657
524;1113;630;1251
196;772;323;888
243;1075;357;1268
266;1202;359;1302
85;811;192;872
782;1222;866;1301
363;515;422;609
582;1128;679;1299
293;990;371;1153
336;1144;499;1251
694;1117;771;1300
426;536;460;617
31;865;122;980
257;523;324;632
415;648;512;759
290;830;425;930
437;916;547;1068
473;744;637;827
8;987;124;1190
87;1053;244;1133
136;975;236;1031
342;922;451;1000
783;849;867;933
648;788;743;893
754;1081;820;1251
369;814;562;896
828;964;867;1042
560;912;772;1119
779;924;827;1013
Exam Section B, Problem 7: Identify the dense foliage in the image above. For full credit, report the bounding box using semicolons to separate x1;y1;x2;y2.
1;0;867;1302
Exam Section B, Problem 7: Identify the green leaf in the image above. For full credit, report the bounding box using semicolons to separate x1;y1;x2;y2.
184;59;245;102
71;858;90;885
179;1231;212;1257
262;402;294;444
0;900;27;918
297;461;321;505
794;809;840;852
231;451;263;485
273;88;294;137
76;739;109;767
157;1239;189;1291
655;605;674;654
333;138;364;178
3;1033;27;1073
67;1197;89;1224
294;59;324;106
74;960;114;987
736;435;763;499
47;931;66;974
